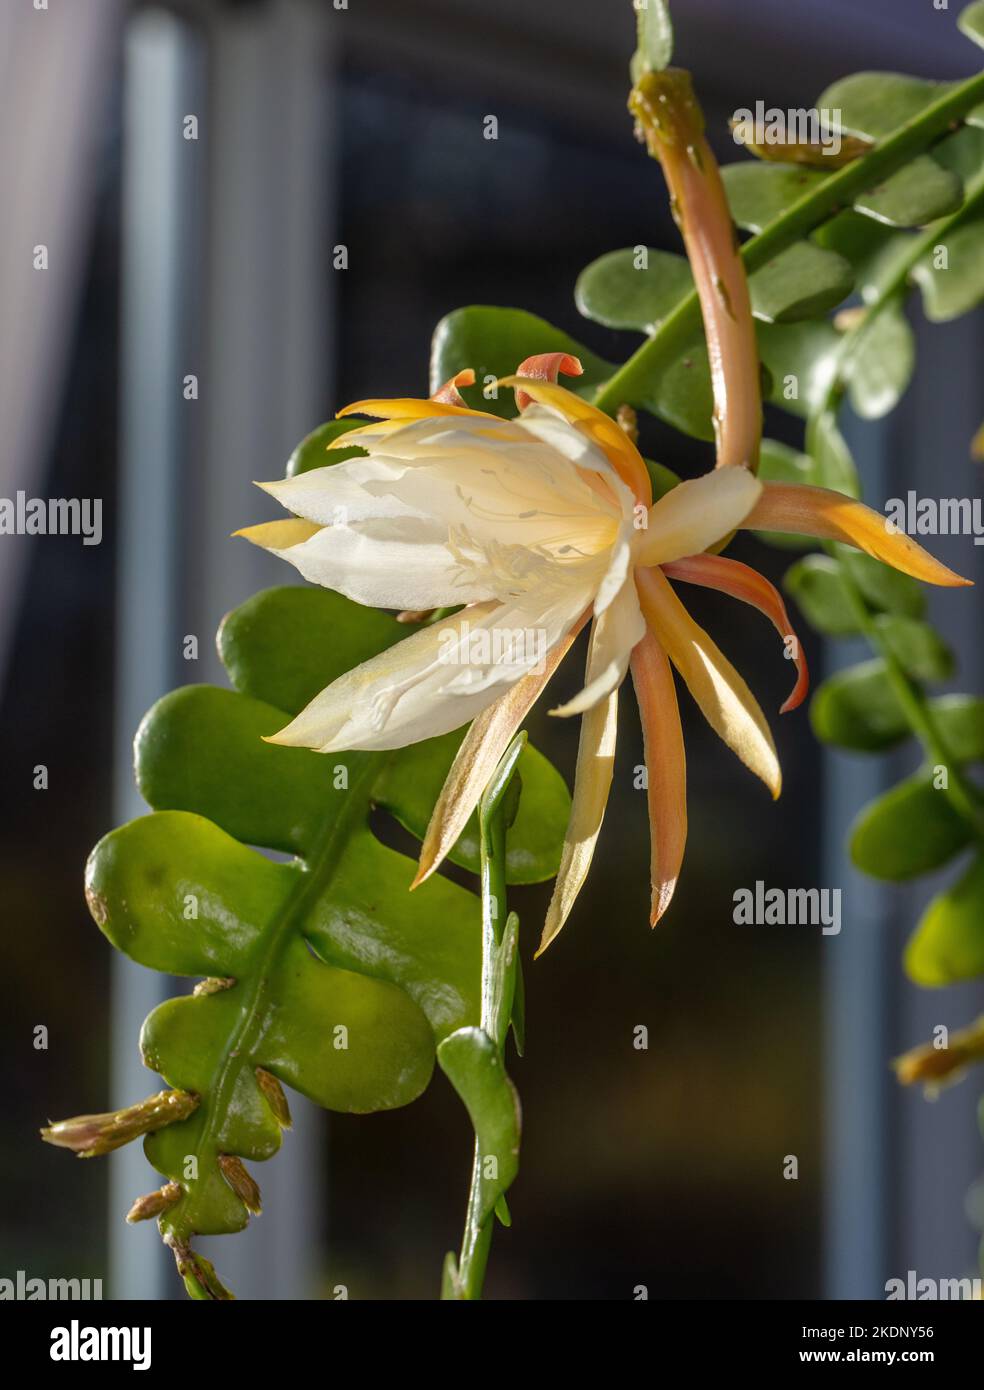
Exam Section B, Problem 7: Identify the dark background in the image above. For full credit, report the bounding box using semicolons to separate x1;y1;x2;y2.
1;0;982;1300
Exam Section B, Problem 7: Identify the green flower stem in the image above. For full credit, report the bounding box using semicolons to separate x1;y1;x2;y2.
452;734;525;1301
594;68;984;415
478;738;524;1052
629;68;762;471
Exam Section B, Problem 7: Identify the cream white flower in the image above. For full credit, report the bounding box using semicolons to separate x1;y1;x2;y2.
238;357;968;952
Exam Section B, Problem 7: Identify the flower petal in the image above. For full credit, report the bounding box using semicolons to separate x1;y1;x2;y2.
238;511;492;610
498;375;653;504
327;395;507;454
345;424;620;556
234;518;323;549
337;395;495;423
293;411;620;534
635;467;762;567
537;630;619;956
550;576;644;716
662;553;809;713
636;565;781;797
259;454;427;526
267;590;588;753
630;631;687;925
413;615;587;888
743;482;972;587
251;424;619;608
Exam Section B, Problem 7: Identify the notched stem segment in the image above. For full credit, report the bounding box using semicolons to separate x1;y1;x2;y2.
629;68;761;472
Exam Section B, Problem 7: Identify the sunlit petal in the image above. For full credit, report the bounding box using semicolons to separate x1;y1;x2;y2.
337;395;495;423
233;518;322;549
636;467;762;567
267;589;588;753
348;429;619;555
413;616;587;888
259;454;426;526
498;375;653;504
630;631;687;925
743;482;972;587
537;628;619;955
550;576;644;716
252;422;621;607
636;566;781;797
662;553;809;713
238;511;492;610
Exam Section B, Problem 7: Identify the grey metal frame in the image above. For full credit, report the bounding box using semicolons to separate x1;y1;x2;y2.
114;0;335;1298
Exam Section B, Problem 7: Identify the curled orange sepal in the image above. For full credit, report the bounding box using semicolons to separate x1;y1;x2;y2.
661;553;809;713
430;368;477;406
514;352;583;410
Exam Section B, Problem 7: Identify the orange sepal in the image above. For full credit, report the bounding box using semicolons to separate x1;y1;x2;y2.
744;483;972;588
661;553;809;714
630;631;687;925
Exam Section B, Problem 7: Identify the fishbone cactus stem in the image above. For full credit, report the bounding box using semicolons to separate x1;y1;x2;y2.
42;587;568;1297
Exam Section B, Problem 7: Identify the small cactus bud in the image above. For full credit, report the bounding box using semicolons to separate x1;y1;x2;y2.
126;1181;182;1224
218;1154;262;1214
255;1067;292;1129
41;1089;199;1157
193;976;235;997
894;1015;984;1096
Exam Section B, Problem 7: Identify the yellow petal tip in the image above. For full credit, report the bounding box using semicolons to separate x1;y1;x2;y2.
411;839;444;889
533;927;558;959
261;731;297;747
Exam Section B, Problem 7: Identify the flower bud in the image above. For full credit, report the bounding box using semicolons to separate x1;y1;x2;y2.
255;1067;292;1129
193;976;235;997
894;1015;984;1096
40;1089;199;1157
126;1181;182;1224
218;1154;262;1214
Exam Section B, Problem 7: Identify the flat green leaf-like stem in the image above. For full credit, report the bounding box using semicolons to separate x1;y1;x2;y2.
83;586;570;1291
